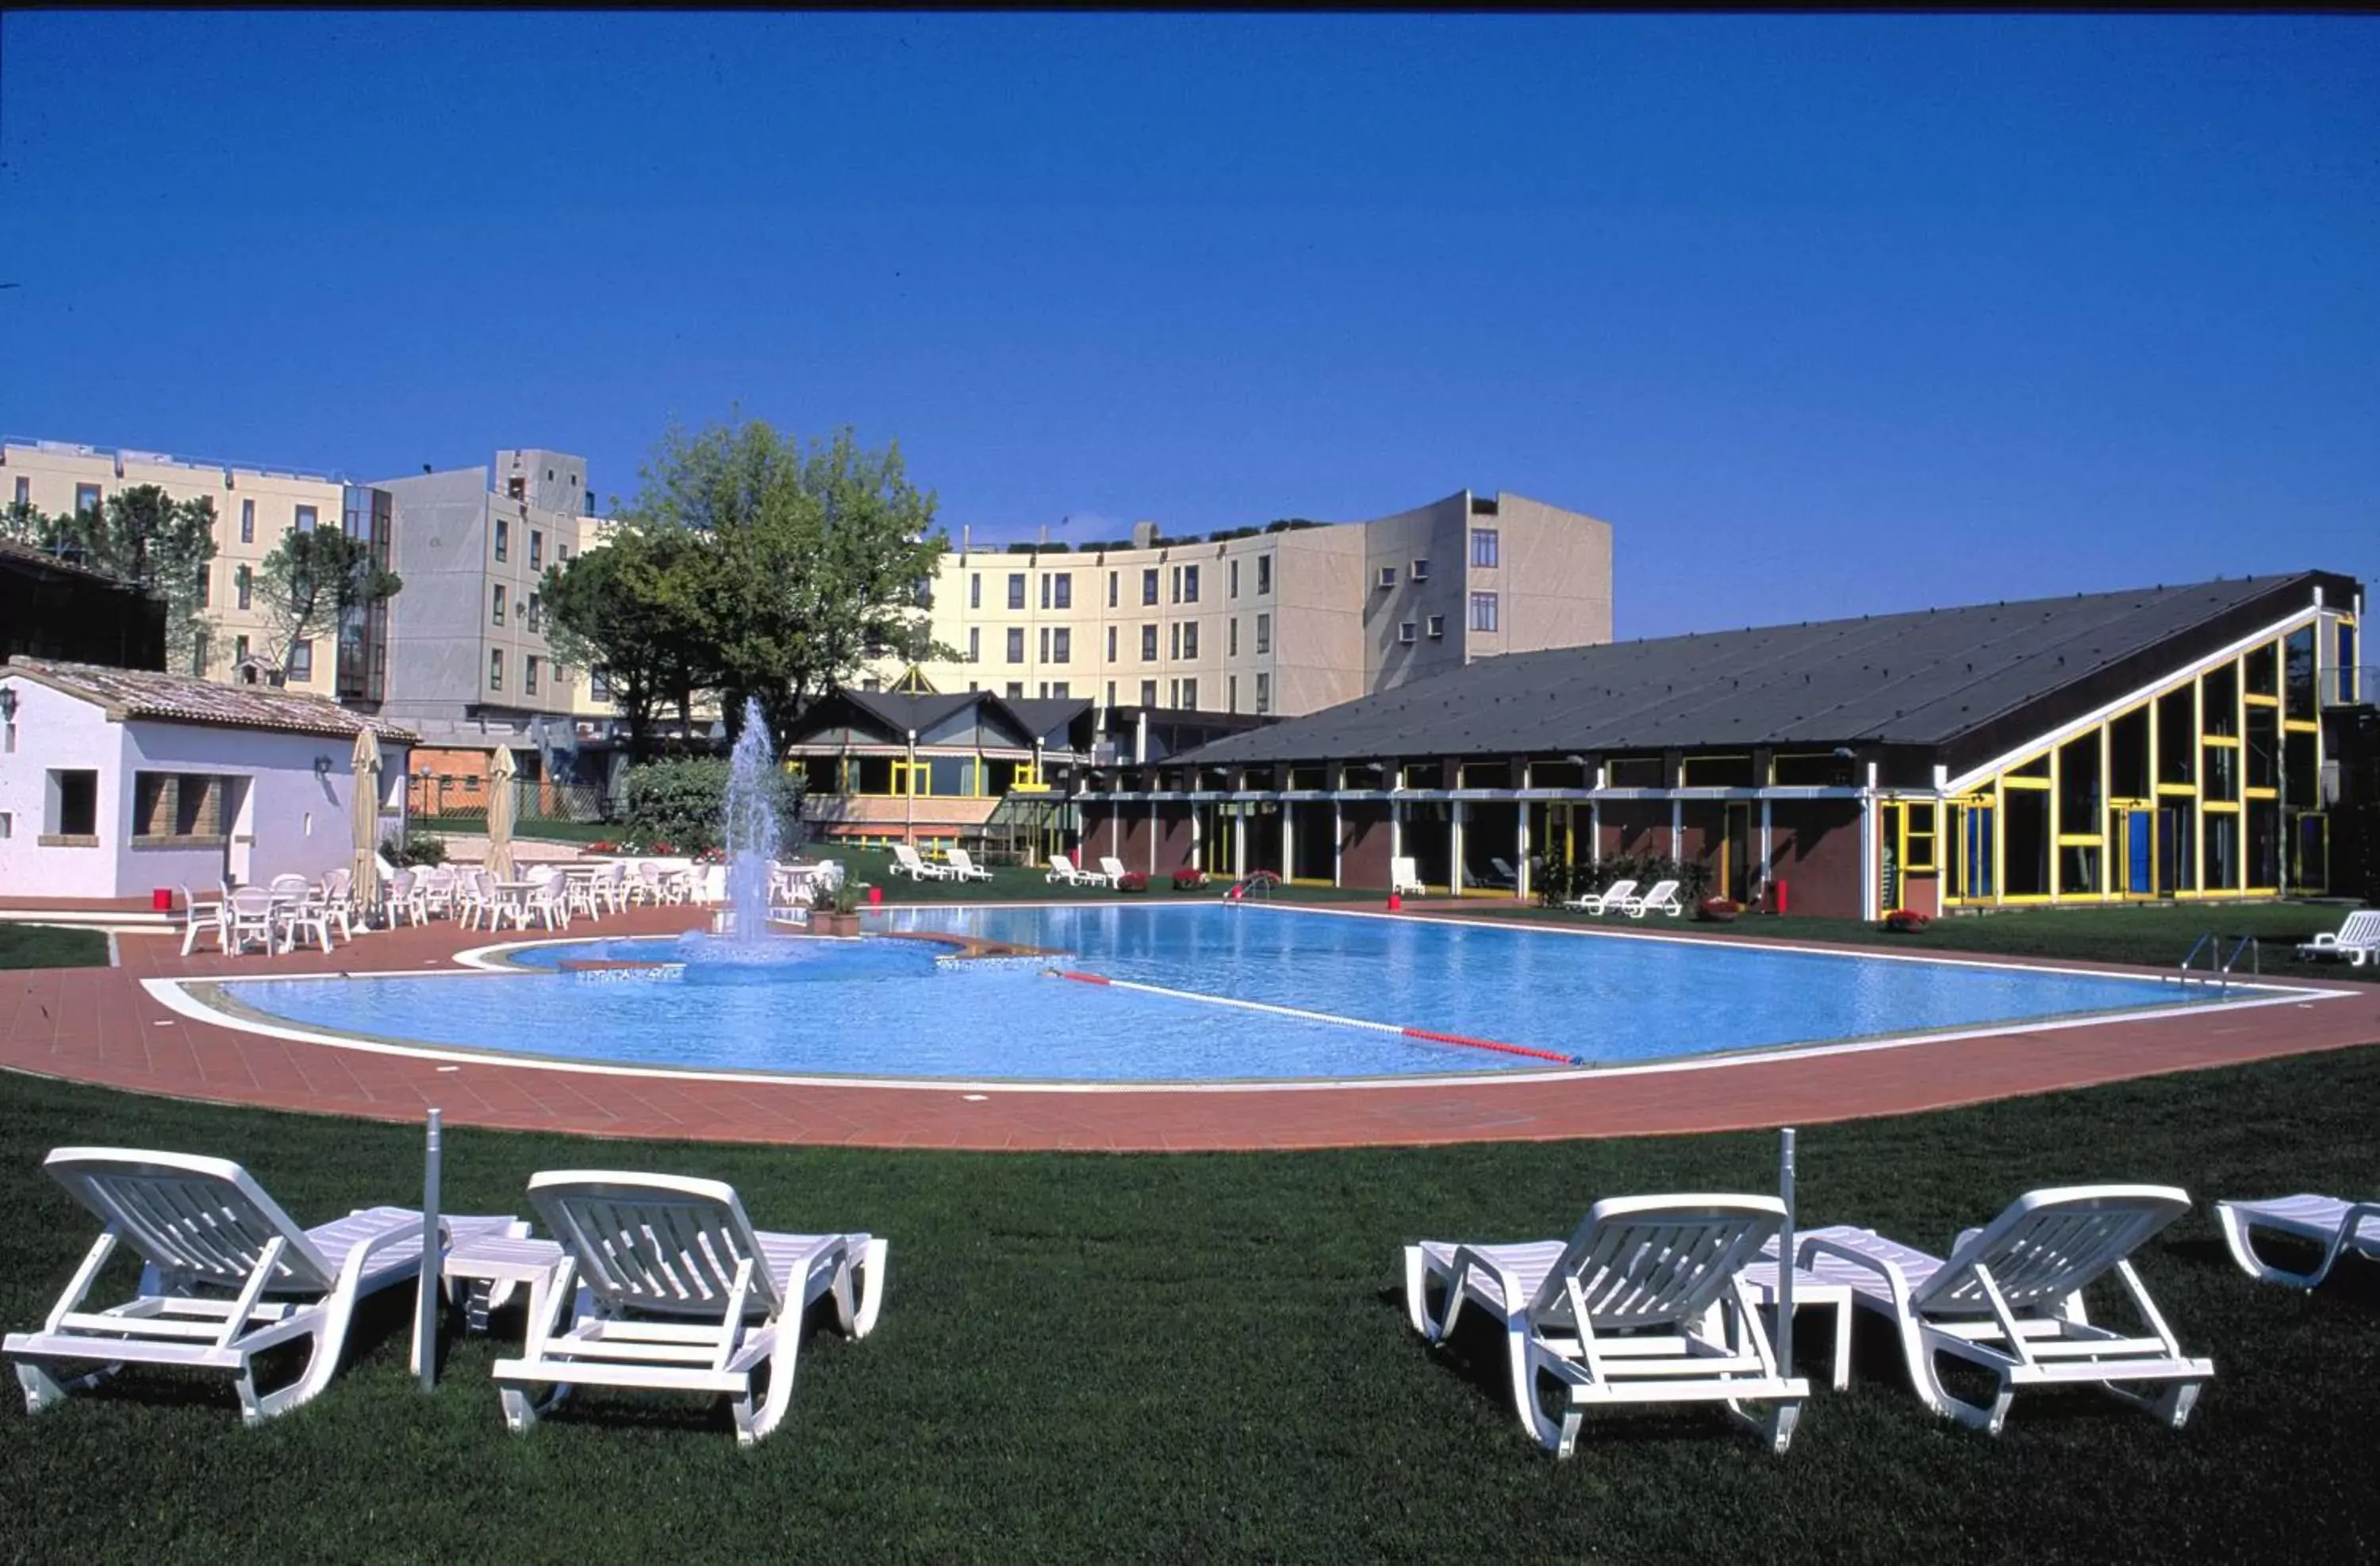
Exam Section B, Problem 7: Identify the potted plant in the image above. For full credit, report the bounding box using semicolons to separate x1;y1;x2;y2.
1115;870;1150;894
1695;896;1742;923
1883;908;1931;933
809;877;865;937
1172;866;1208;892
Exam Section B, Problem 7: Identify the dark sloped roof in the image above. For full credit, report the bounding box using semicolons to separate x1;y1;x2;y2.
797;688;1091;750
1177;573;2344;767
0;538;149;590
2;657;418;743
1002;697;1090;745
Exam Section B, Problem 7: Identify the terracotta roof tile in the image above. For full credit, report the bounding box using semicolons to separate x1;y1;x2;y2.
2;657;417;743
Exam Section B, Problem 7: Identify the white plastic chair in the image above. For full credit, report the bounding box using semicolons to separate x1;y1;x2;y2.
1096;856;1130;887
1624;880;1685;919
944;847;994;883
178;884;226;957
225;886;278;955
520;868;570;931
1796;1185;2213;1434
892;844;954;881
278;889;334;956
1404;1194;1809;1458
2294;910;2380;966
1390;857;1426;897
2216;1194;2380;1290
4;1147;516;1425
384;869;420;927
318;867;356;942
1564;877;1637;915
493;1171;888;1447
1045;851;1088;886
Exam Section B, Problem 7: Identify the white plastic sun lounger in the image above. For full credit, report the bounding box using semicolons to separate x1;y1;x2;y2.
1624;879;1684;919
892;844;954;881
944;847;994;883
1404;1194;1809;1458
493;1171;887;1446
1096;856;1131;886
1562;877;1637;915
1795;1184;2212;1435
2215;1194;2380;1290
5;1148;516;1425
1044;851;1089;885
2294;910;2380;966
1389;856;1426;897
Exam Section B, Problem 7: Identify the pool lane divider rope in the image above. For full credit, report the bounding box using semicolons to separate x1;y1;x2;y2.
1042;969;1584;1066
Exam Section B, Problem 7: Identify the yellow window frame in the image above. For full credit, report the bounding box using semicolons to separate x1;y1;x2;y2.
1898;800;1939;873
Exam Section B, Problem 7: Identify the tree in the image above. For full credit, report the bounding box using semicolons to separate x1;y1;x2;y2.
541;525;716;763
255;525;401;688
7;486;217;673
624;419;953;743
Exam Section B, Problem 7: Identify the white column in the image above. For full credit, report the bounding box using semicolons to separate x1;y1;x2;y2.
1233;808;1247;881
1333;800;1345;887
1148;800;1159;876
1449;800;1465;894
1516;803;1532;901
1760;798;1774;908
1670;796;1683;862
1280;805;1295;883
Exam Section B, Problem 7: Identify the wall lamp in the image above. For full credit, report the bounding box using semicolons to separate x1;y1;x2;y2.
0;687;16;724
313;755;334;777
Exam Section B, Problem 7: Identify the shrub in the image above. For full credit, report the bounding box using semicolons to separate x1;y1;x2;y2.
1172;867;1208;891
1883;908;1931;933
621;758;805;855
382;831;447;868
1115;871;1150;893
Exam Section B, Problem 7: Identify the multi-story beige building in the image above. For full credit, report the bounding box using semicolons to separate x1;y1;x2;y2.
0;438;365;698
878;490;1613;716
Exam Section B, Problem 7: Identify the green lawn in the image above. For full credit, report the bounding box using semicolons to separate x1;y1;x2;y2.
0;925;109;970
3;1056;2376;1563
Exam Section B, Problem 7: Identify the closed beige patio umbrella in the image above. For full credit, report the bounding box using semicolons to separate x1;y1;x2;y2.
485;745;518;882
351;723;384;925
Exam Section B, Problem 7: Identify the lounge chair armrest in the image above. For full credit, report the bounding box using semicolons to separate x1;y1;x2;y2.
1795;1234;1918;1312
334;1215;447;1284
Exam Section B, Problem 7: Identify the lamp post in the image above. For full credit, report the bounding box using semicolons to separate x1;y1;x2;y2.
906;728;918;848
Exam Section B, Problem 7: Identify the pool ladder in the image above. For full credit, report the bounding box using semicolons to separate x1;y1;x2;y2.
2176;931;2259;993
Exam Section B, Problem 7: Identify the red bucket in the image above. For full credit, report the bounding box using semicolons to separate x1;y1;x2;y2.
152;888;174;912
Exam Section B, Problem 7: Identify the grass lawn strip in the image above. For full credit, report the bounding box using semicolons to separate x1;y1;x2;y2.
1;1053;2374;1562
0;925;109;970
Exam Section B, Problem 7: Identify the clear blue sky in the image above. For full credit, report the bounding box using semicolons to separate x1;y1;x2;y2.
4;13;2374;638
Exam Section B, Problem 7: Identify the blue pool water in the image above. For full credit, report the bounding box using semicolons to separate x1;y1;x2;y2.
209;904;2217;1083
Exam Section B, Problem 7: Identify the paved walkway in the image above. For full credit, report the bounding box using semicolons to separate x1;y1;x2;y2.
3;906;2374;1151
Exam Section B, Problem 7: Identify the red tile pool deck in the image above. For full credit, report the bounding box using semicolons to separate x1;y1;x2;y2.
4;904;2375;1150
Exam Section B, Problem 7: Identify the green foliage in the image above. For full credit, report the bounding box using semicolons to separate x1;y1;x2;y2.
382;831;448;867
5;486;218;673
0;925;109;969
541;526;716;762
622;757;805;854
622;419;954;744
257;525;401;684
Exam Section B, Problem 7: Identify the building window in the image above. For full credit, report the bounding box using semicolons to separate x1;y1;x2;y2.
1142;568;1159;605
1180;621;1200;659
240;498;255;543
1426;615;1445;639
289;639;314;681
489;649;503;690
1006;681;1025;698
1229;618;1239;656
46;769;99;839
1228;674;1238;711
1042;571;1073;610
1399;620;1418;645
592;667;612;700
1254;672;1271;714
195;562;211;607
1472;528;1499;568
1257;554;1273;594
530;531;543;570
970;572;981;609
525;655;540;695
1141;680;1157;706
494;517;509;562
1050;681;1070;697
1107;570;1119;608
559;542;570;562
10;476;25;506
1007;627;1025;663
492;585;507;626
527;592;541;631
295;505;317;534
1180;677;1198;709
236;565;252;610
1469;592;1499;632
1008;573;1026;610
75;484;102;516
1256;613;1271;654
234;634;250;664
1377;566;1398;590
1230;558;1240;598
968;627;981;663
1106;625;1117;661
1039;626;1050;662
1142;624;1158;661
1411;558;1430;581
1052;627;1072;663
1105;681;1116;705
1182;564;1200;604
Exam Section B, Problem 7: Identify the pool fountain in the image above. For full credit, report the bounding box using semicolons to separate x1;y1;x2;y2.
678;698;840;978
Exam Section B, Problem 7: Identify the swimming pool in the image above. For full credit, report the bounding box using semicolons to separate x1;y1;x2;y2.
198;904;2238;1084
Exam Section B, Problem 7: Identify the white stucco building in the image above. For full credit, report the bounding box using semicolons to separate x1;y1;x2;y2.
0;658;415;902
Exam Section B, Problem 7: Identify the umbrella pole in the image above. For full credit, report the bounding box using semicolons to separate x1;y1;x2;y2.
413;1107;443;1391
1777;1126;1795;1379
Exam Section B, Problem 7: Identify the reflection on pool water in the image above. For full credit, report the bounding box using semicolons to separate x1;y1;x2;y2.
209;904;2225;1084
